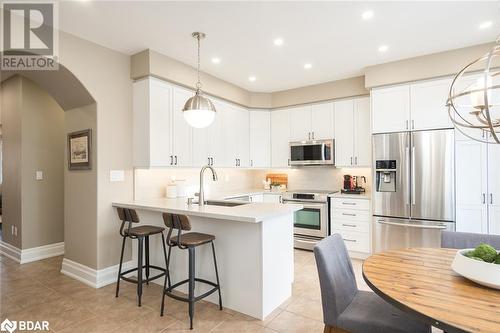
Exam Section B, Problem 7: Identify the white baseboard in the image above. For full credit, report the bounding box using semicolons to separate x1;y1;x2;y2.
0;241;64;264
21;242;65;264
61;258;134;289
0;241;21;262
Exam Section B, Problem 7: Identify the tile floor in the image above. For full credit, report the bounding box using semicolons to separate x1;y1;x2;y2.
0;250;406;333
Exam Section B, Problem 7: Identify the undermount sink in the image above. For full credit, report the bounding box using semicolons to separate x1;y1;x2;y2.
197;200;248;207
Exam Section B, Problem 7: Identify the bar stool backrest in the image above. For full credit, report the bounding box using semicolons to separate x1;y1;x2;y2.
162;213;191;249
116;207;140;237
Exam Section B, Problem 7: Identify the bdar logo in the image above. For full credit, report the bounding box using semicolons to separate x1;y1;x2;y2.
0;319;17;333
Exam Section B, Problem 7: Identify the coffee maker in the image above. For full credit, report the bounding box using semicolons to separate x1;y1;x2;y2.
342;175;366;194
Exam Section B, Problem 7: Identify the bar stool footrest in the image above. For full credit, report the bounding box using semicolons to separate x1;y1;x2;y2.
120;265;167;284
164;278;220;303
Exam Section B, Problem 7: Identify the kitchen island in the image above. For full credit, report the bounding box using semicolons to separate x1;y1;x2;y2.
111;197;302;320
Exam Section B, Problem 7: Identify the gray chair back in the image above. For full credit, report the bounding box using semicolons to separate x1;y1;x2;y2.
441;231;500;250
313;234;358;327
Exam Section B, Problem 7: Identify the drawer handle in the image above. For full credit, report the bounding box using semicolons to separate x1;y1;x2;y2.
342;202;356;205
343;238;357;243
342;223;356;227
342;213;356;216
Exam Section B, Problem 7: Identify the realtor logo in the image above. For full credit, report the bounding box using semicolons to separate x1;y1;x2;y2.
1;2;58;70
0;319;17;333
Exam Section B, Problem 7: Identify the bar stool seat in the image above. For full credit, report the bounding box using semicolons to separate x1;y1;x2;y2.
124;225;164;237
170;232;215;247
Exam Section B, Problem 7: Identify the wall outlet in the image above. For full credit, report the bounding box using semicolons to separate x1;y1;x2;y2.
35;170;43;180
110;170;125;182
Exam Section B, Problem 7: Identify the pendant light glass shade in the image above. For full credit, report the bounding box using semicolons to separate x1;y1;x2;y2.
182;32;216;129
182;91;216;128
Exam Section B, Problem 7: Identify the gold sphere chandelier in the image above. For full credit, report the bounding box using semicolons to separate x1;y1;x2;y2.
448;39;500;143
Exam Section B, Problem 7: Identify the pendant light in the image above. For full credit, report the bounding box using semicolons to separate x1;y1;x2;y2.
448;37;500;143
182;32;216;128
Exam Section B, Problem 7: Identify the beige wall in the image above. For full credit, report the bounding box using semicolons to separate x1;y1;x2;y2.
58;31;133;270
1;76;22;248
64;103;98;268
21;78;65;249
131;50;368;109
1;76;65;250
271;76;368;109
365;42;495;88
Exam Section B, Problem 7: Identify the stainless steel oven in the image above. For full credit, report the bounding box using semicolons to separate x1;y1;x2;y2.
289;139;334;166
282;190;333;250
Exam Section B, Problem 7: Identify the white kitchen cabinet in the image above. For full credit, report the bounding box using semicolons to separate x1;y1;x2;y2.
334;97;371;167
488;144;500;235
334;99;354;167
289;106;312;141
224;104;250;167
289;103;334;141
353;97;371;167
330;197;371;256
371;84;410;134
455;139;488;233
410;78;453;131
171;87;193;167
133;77;172;167
249;110;271;168
311;102;334;140
271;109;291;168
192;100;224;167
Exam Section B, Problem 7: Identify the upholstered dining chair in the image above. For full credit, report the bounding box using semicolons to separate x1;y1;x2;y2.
441;231;500;249
314;234;431;333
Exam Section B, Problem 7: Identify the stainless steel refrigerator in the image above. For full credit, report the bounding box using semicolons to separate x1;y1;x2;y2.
372;129;455;252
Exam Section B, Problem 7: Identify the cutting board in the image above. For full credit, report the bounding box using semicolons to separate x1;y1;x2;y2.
265;173;288;186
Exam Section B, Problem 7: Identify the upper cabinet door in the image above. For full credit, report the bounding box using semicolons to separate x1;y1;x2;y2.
311;102;334;140
371;84;410;134
271;109;291;168
488;144;500;235
455;139;488;234
334;99;354;167
410;78;453;131
171;87;193;167
237;106;250;167
133;78;172;167
353;97;371;167
249;110;271;168
289;105;312;141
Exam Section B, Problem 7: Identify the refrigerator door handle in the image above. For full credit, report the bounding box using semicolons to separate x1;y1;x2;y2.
411;144;416;205
377;219;448;230
405;145;411;206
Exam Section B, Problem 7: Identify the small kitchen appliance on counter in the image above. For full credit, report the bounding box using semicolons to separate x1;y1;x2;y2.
282;189;337;250
341;175;366;194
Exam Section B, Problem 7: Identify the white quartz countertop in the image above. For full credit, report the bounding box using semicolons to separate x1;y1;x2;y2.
329;191;371;200
112;197;302;223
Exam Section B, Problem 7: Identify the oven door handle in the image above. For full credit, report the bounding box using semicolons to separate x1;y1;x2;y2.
283;200;326;208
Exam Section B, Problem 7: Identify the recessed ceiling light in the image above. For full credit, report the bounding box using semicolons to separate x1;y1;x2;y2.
211;57;221;64
362;11;374;20
304;63;312;69
479;21;493;30
378;45;388;53
273;38;284;46
248;76;256;82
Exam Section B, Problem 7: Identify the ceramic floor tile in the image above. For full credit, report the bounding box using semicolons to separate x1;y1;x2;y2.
267;310;324;333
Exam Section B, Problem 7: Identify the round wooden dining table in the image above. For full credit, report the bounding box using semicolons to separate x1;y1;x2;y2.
362;248;500;333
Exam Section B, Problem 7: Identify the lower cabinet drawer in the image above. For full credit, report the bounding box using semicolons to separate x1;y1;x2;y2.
331;198;370;211
331;229;370;253
331;209;370;222
331;219;369;233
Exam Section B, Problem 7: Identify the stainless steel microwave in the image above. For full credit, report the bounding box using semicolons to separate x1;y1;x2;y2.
289;139;335;166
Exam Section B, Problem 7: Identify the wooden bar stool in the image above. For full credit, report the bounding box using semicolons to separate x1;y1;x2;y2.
160;213;222;330
115;207;169;307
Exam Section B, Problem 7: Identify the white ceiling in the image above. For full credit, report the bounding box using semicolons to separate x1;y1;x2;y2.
58;1;498;92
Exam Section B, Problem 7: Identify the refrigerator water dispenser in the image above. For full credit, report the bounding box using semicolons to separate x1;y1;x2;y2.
375;160;396;192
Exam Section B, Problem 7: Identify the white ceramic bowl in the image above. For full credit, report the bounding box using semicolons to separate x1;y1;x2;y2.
451;249;500;290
